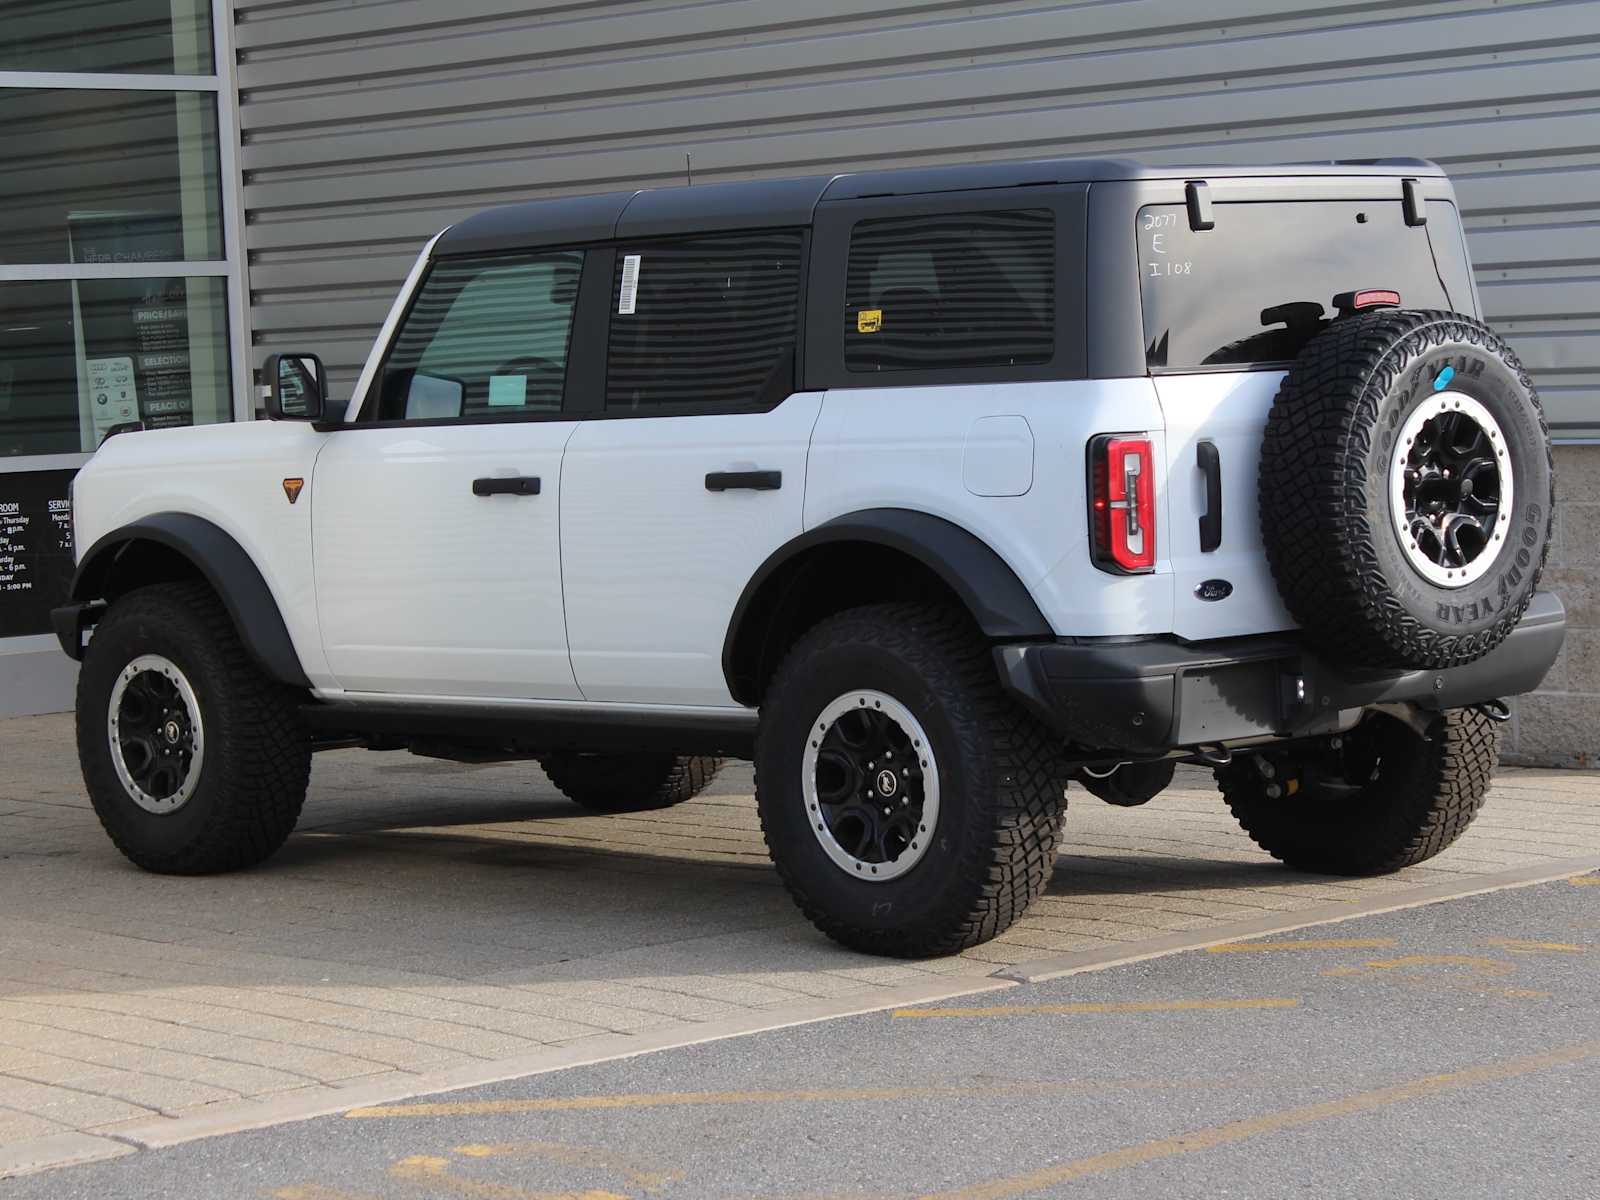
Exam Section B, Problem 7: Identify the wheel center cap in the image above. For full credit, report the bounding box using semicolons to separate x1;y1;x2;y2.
876;768;899;797
163;720;182;744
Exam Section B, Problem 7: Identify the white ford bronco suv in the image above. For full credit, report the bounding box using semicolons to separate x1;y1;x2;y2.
55;157;1565;958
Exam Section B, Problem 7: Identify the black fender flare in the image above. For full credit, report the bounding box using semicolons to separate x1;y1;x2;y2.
68;513;311;688
722;508;1052;705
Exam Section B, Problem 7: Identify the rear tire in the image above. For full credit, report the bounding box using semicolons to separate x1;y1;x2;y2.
1216;708;1499;875
538;752;721;813
755;603;1066;958
77;582;311;874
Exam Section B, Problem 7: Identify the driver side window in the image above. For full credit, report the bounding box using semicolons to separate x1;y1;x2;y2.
373;250;583;422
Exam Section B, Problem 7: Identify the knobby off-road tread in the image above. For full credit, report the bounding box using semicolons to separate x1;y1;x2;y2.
1216;708;1499;875
79;582;310;874
756;603;1066;958
539;753;722;813
1260;309;1553;669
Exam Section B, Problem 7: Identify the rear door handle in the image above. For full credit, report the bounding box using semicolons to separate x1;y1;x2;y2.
1197;441;1222;552
472;475;541;497
705;470;781;492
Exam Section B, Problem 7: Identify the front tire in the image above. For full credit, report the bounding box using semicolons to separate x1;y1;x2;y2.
756;603;1066;958
1216;708;1499;875
77;582;311;874
538;752;722;813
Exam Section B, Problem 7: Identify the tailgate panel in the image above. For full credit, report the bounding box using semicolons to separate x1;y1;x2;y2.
1154;371;1296;641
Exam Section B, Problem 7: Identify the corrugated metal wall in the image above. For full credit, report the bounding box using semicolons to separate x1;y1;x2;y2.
231;0;1596;764
233;0;1600;438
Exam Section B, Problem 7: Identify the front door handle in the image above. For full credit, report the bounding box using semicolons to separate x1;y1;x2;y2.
472;475;541;497
705;470;781;492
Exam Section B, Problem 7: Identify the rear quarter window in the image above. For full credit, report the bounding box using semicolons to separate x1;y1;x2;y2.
1138;201;1451;371
843;208;1054;373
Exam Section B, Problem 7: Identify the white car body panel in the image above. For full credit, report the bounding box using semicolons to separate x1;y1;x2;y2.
560;394;823;707
311;421;581;699
69;421;334;683
1153;370;1297;641
804;379;1174;637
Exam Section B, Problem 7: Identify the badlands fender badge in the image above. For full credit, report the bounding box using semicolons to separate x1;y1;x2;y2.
1195;578;1233;602
282;478;305;504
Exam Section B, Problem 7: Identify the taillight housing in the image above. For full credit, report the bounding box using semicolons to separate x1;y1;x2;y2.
1088;434;1156;574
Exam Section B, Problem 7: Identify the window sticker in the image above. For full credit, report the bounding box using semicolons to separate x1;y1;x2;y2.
619;253;641;315
857;308;882;334
487;374;528;407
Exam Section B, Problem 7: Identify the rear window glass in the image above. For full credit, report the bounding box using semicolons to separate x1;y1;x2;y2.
1137;201;1451;370
843;209;1054;373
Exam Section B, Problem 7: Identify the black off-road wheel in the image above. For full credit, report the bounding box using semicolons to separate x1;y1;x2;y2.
1215;707;1499;875
77;581;311;874
755;603;1067;958
1260;309;1553;669
538;753;722;813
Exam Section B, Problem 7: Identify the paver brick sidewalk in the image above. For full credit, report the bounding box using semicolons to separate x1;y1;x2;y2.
1;712;1597;1152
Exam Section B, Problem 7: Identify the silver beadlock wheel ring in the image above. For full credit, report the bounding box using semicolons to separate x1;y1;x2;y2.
801;690;940;882
107;654;205;815
1388;390;1513;589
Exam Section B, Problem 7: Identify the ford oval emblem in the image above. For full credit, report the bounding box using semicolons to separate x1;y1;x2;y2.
1195;578;1233;602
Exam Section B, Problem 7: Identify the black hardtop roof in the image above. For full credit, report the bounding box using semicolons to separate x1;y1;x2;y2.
434;156;1444;257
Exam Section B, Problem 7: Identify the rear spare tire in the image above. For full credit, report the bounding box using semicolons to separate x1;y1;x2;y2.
1260;309;1552;669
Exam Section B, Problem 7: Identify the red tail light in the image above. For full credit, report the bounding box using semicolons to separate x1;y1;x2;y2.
1089;434;1156;574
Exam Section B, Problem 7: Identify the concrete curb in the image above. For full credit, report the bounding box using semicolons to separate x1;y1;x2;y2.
995;853;1600;983
71;975;1019;1159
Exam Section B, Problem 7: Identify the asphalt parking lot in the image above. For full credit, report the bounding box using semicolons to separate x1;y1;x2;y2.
2;711;1599;1182
10;876;1600;1199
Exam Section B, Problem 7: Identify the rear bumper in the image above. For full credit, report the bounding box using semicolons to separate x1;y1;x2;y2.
996;591;1566;757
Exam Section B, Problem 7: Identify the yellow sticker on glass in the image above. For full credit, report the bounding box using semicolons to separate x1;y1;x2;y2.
857;308;882;334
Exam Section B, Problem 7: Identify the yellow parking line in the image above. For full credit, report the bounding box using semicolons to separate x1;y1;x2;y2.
451;1142;681;1190
1569;874;1600;887
389;1154;624;1199
916;1038;1600;1199
1486;938;1588;953
892;998;1298;1019
1206;938;1397;953
348;1083;1052;1120
1358;954;1516;976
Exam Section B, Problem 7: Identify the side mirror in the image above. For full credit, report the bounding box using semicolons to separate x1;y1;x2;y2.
261;352;327;421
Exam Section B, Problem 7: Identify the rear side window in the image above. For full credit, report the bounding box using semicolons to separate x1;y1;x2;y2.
606;231;803;412
374;251;582;422
843;209;1054;373
1138;201;1450;370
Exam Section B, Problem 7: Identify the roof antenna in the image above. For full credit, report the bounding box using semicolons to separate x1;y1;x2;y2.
685;152;693;187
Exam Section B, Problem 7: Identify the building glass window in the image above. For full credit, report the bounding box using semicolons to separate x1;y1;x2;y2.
606;231;804;412
1;276;229;456
0;88;223;265
1;1;242;651
1;0;213;75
